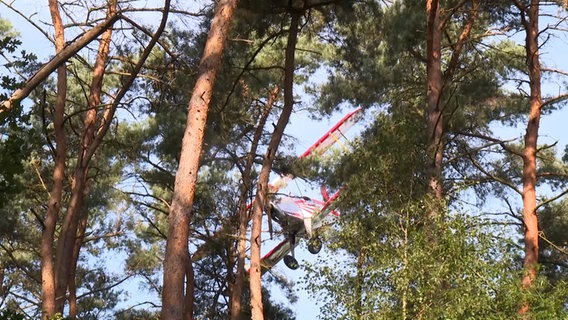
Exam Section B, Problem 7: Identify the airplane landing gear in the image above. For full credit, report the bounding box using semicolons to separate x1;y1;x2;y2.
284;255;299;270
284;233;300;270
307;237;322;254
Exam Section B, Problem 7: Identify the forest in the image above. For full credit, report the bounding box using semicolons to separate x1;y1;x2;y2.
1;0;568;319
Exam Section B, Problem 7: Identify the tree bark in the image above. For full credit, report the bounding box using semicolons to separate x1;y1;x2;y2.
41;1;67;318
229;86;277;320
67;212;88;319
442;0;478;86
425;0;444;212
52;0;116;314
161;0;237;319
515;0;541;315
355;250;364;319
424;0;478;217
183;252;194;320
54;162;88;313
249;12;301;320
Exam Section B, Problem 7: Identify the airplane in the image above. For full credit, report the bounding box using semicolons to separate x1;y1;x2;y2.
263;187;340;270
261;107;362;271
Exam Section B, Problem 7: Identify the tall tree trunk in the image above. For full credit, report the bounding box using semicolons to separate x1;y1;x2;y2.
0;263;4;302
161;1;237;319
424;0;478;216
355;250;364;319
67;213;88;319
249;12;301;320
425;0;444;214
52;1;116;314
42;1;67;318
54;168;88;313
423;0;479;297
515;0;541;315
183;252;194;320
229;86;277;320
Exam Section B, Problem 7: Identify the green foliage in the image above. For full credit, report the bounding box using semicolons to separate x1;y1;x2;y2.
306;209;568;319
0;310;24;320
46;314;64;320
114;308;159;320
538;197;568;284
0;18;38;221
0;122;29;231
0;17;37;106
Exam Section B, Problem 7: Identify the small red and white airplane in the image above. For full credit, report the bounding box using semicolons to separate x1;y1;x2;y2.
261;107;362;271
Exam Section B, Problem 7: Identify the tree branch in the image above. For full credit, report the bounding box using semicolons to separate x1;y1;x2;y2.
0;13;122;117
85;0;171;162
466;152;522;195
536;188;568;211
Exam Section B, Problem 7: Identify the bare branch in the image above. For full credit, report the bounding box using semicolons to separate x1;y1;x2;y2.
75;274;132;300
536;188;568;210
466;151;522;195
0;0;52;41
0;13;122;117
539;231;568;257
456;131;523;157
541;67;568;77
85;1;172;161
542;92;568;109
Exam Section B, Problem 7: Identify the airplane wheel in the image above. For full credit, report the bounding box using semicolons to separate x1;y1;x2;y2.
284;255;299;270
308;237;322;254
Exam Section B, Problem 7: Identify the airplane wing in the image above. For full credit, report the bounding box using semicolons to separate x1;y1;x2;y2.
268;107;362;193
299;107;362;158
